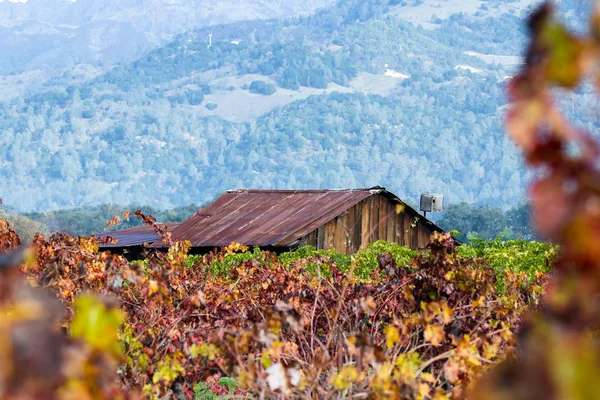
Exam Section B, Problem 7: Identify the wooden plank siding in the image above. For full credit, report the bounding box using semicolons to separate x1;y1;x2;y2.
298;194;438;253
378;196;387;242
360;200;370;250
352;204;361;254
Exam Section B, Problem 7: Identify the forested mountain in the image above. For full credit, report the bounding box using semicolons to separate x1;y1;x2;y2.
0;0;596;212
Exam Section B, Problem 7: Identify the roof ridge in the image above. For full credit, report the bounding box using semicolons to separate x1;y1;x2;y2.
226;186;385;194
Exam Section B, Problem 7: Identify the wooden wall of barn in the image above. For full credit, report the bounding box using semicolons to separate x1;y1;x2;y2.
298;194;436;254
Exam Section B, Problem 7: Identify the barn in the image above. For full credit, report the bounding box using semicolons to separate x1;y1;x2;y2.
156;187;445;254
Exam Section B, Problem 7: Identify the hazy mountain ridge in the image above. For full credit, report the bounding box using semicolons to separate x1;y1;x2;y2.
0;0;334;74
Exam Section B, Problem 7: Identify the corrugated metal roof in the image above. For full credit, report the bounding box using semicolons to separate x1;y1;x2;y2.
96;223;180;248
161;187;437;248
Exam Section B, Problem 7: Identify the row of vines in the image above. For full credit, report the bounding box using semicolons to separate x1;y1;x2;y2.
1;210;553;399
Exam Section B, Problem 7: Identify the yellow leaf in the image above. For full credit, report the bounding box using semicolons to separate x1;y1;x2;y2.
395;352;422;380
395;204;406;214
421;372;436;383
70;296;124;357
432;390;451;400
225;242;249;254
384;325;400;350
58;379;95;400
441;303;454;324
332;366;359;390
424;325;445;347
417;382;431;400
482;341;500;360
189;343;220;360
471;296;486;308
147;280;159;295
260;350;272;368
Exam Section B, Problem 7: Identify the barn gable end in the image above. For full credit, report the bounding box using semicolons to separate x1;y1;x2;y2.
295;193;438;253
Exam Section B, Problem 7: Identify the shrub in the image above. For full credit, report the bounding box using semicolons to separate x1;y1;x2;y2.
248;80;276;95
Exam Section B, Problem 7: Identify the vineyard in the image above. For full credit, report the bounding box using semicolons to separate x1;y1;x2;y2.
3;2;600;399
0;212;554;399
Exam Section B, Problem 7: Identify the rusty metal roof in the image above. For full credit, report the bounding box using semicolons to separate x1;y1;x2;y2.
96;223;180;248
160;187;441;248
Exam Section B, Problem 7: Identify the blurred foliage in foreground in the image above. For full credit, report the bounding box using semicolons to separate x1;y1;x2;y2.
472;1;600;398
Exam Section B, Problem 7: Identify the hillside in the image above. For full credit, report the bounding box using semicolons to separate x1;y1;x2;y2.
0;0;595;212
